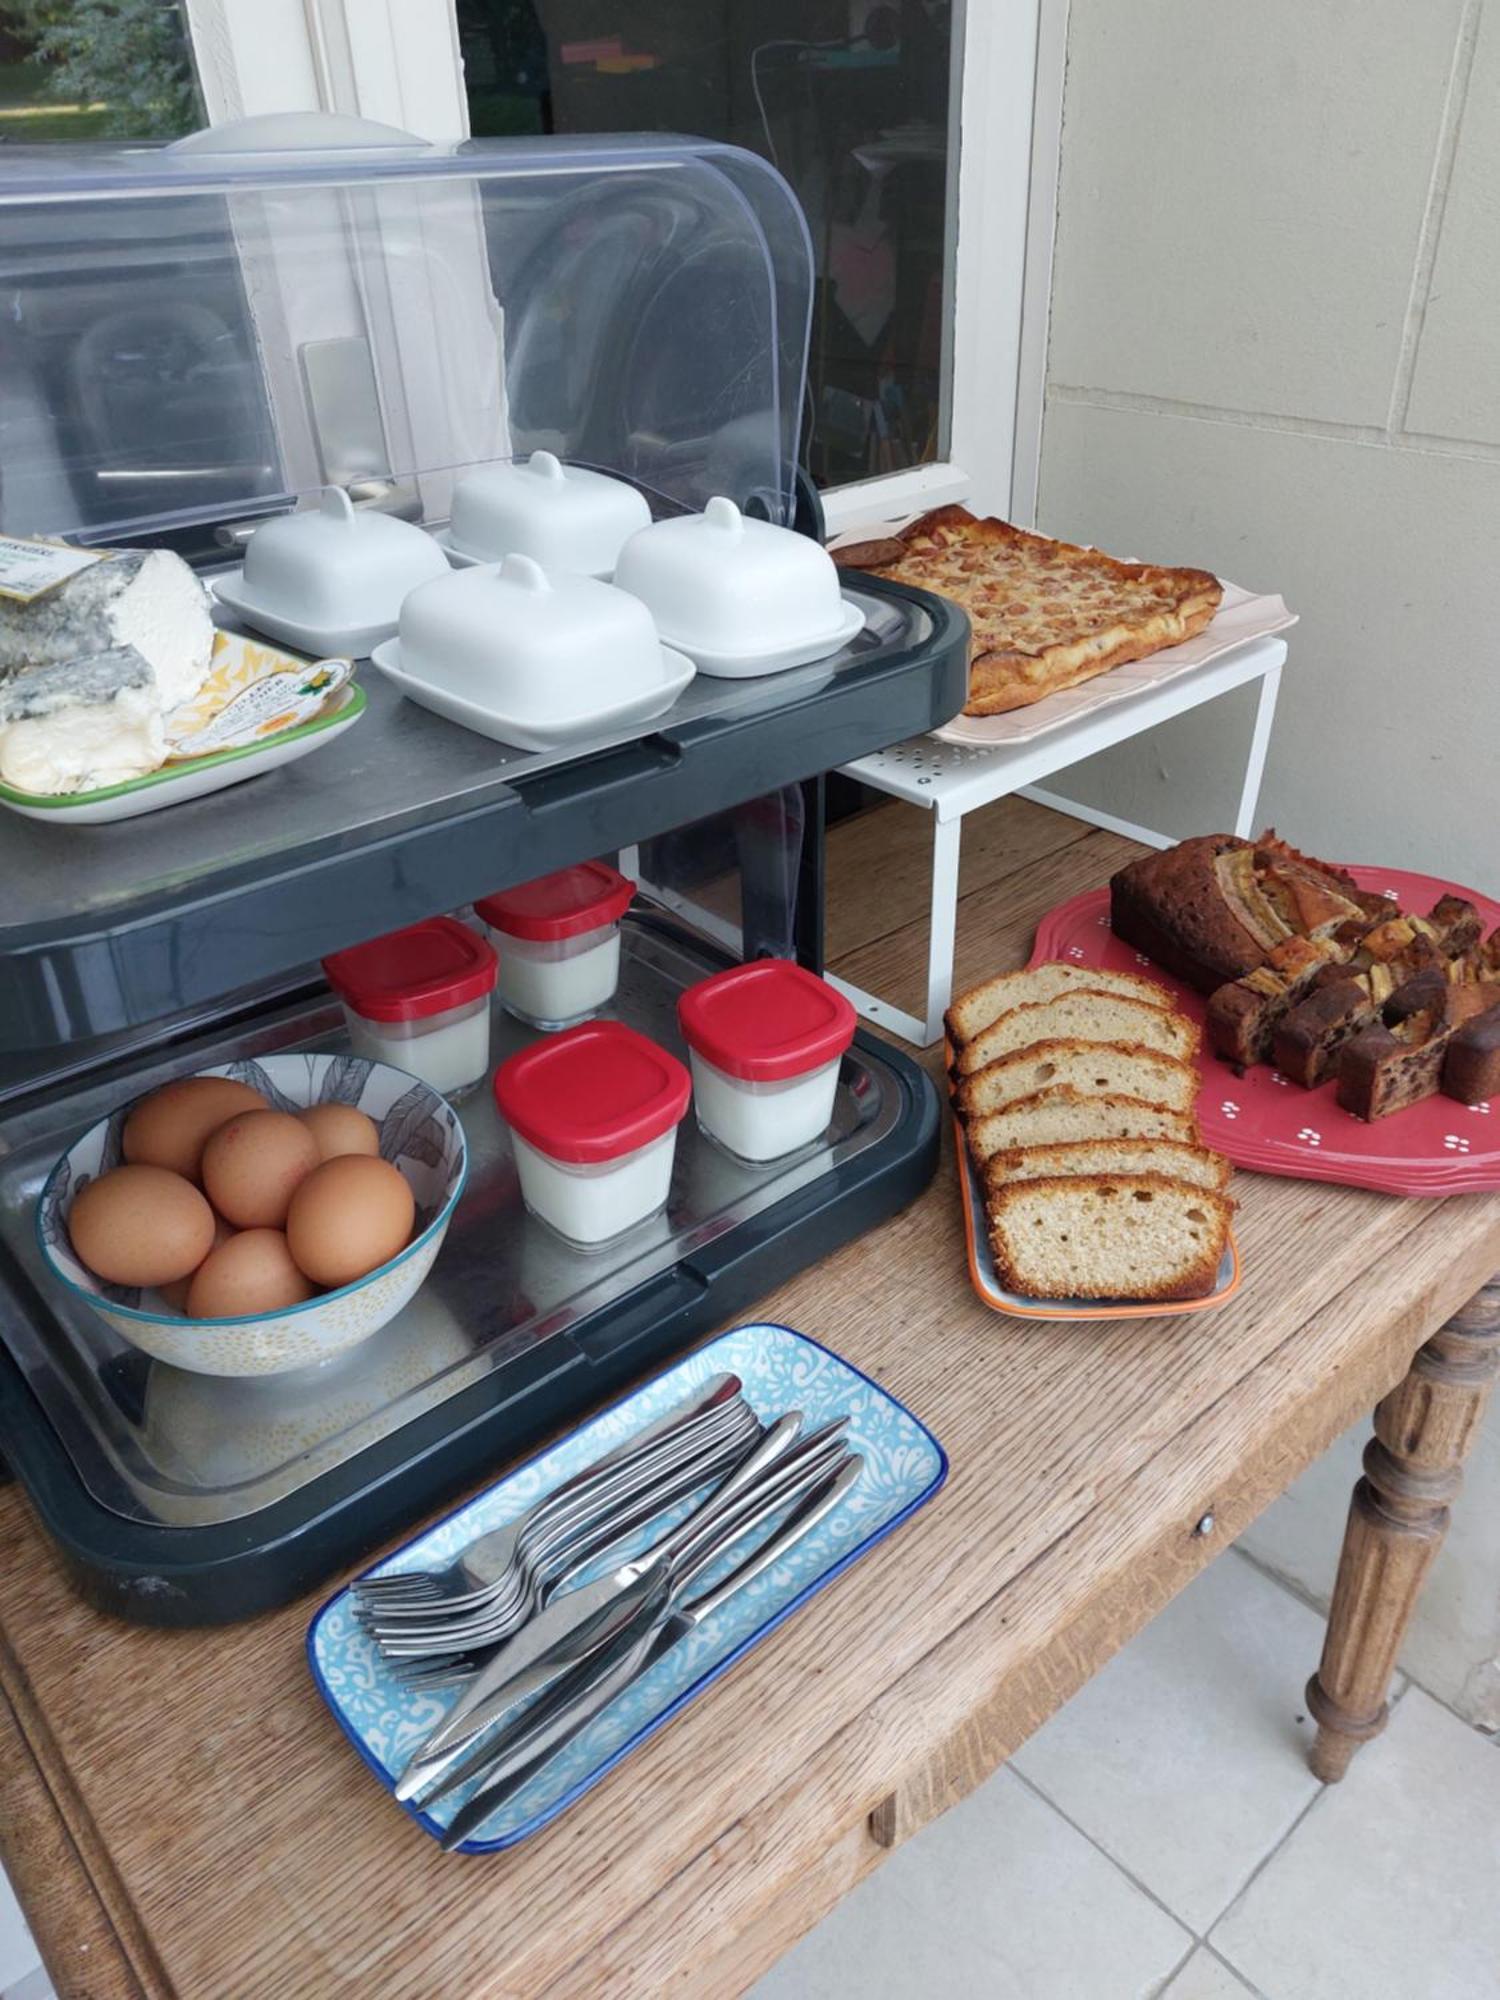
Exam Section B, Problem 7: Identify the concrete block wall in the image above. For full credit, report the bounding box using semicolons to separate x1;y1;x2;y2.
1034;0;1500;887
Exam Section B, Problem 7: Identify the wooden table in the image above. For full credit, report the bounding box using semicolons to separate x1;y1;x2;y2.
3;798;1497;2000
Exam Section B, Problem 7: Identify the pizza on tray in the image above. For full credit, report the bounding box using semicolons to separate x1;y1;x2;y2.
833;506;1223;717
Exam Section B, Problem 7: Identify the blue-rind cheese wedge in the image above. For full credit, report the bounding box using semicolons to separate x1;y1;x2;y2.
0;644;167;794
0;548;213;712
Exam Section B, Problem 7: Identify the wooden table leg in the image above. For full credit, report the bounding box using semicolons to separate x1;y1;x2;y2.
1306;1275;1500;1782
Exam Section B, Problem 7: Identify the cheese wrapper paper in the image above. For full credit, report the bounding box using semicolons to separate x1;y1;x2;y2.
166;632;354;761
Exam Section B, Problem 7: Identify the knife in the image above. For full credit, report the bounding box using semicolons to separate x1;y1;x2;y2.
439;1453;864;1849
419;1427;856;1813
395;1412;810;1802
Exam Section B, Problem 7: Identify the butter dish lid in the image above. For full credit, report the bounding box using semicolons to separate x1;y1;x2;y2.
494;1020;690;1163
613;497;847;657
475;861;635;942
396;555;667;722
448;452;652;576
240;487;450;624
677;959;856;1081
323;915;497;1022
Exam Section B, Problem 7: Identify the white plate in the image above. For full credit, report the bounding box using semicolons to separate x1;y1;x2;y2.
431;528;612;581
367;639;695;750
212;568;399;660
660;597;866;679
0;683;365;825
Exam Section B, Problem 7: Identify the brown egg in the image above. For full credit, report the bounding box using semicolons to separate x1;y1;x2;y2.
122;1077;268;1181
201;1111;320;1229
68;1165;217;1288
297;1103;380;1163
285;1155;416;1289
186;1229;315;1320
157;1216;234;1313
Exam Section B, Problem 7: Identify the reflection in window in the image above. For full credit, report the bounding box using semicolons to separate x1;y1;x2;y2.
458;0;955;491
0;1;202;142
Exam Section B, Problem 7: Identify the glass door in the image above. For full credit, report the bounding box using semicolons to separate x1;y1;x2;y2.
173;0;1048;532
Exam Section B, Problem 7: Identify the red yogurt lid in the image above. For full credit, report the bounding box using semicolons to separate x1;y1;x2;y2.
474;861;635;942
494;1019;690;1163
322;916;497;1023
677;960;857;1082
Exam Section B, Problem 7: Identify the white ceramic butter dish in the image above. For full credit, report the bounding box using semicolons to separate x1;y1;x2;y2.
612;496;864;678
212;487;451;657
369;553;694;750
440;451;651;577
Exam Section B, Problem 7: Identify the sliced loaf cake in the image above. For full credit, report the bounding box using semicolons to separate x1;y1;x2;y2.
985;1173;1234;1301
955;1039;1198;1123
954;989;1198;1077
946;962;1173;1048
982;1137;1231;1193
965;1087;1199;1165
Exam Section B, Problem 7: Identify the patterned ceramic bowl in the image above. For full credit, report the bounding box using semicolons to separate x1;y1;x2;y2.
36;1053;468;1379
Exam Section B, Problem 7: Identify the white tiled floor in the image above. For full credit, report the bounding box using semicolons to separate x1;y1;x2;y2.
754;1394;1500;2000
7;1409;1499;2000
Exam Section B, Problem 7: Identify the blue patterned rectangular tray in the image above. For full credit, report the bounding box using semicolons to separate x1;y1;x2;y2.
308;1321;947;1853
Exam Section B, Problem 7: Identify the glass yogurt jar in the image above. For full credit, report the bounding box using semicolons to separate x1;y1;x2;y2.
322;916;498;1101
677;960;857;1163
493;1020;690;1246
475;861;635;1030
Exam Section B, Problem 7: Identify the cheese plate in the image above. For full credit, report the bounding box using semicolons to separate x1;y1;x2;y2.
0;633;362;824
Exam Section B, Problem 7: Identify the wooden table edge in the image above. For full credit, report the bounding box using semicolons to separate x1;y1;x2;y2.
0;1627;159;2000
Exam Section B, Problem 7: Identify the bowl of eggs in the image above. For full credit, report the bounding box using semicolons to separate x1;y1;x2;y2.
36;1053;467;1378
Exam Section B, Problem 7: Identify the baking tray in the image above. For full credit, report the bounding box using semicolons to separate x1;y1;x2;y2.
0;914;940;1622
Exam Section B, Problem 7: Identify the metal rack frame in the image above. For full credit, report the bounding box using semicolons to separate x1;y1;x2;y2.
831;636;1287;1046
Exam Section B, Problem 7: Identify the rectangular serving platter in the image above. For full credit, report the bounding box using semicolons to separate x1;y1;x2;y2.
308;1320;947;1852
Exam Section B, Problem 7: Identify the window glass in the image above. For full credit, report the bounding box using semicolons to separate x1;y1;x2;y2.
0;1;203;141
457;0;956;490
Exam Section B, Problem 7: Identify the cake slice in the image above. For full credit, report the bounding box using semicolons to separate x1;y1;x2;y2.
1206;935;1346;1070
984;1173;1234;1301
965;1087;1199;1165
1336;982;1500;1120
982;1137;1231;1193
946;961;1174;1048
1443;996;1500;1105
955;1039;1198;1122
953;989;1198;1078
1272;976;1380;1087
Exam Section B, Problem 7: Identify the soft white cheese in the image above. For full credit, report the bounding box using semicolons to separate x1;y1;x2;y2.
0;645;167;792
0;548;213;711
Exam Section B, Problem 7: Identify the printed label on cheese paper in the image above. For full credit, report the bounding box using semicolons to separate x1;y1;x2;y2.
166;632;354;760
0;536;109;603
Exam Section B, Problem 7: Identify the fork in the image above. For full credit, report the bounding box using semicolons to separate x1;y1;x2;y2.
374;1413;765;1672
352;1371;749;1618
359;1397;759;1657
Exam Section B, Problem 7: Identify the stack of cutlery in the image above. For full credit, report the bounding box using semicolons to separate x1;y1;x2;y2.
351;1371;861;1848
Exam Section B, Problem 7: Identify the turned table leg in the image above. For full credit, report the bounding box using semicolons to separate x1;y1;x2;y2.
1306;1276;1500;1782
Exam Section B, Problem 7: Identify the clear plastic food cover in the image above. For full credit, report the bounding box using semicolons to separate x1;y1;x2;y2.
0;117;813;553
